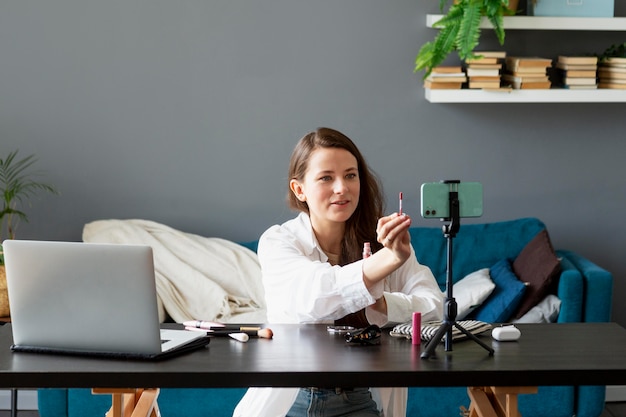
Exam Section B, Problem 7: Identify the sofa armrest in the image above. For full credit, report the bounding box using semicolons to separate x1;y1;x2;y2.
555;253;583;323
559;250;613;323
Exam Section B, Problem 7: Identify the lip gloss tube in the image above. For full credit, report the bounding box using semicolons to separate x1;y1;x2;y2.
412;312;421;345
362;242;372;259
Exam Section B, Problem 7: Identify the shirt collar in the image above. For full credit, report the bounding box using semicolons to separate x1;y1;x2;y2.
294;212;326;261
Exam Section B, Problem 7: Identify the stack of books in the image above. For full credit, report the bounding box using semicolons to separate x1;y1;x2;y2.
502;57;552;89
424;66;467;90
598;57;626;89
465;51;506;89
554;56;598;89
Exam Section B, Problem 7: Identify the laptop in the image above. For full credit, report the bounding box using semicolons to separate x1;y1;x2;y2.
3;239;210;359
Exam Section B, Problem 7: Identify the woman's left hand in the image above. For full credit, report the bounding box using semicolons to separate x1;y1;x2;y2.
376;213;412;263
362;213;413;290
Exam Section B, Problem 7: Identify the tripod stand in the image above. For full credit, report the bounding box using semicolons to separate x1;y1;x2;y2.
420;182;494;359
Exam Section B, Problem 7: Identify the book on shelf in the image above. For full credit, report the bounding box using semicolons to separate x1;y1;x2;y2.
423;80;463;90
466;68;500;77
502;74;551;89
466;63;503;70
431;66;463;74
427;75;468;83
598;70;626;80
598;61;626;86
466;57;500;65
509;67;548;75
562;77;597;86
464;52;505;88
466;51;506;64
555;62;598;71
558;56;598;65
519;81;552;89
563;84;598;90
472;51;507;59
598;82;626;90
598;66;626;75
505;57;552;72
556;69;597;78
597;77;626;84
468;80;501;89
469;76;501;82
424;66;466;89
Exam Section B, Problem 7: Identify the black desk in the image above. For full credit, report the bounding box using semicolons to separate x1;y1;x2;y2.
2;322;626;389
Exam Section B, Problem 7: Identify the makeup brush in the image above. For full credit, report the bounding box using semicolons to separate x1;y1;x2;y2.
185;326;274;339
229;333;250;343
209;328;274;339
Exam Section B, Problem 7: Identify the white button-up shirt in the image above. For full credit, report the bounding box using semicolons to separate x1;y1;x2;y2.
234;213;444;417
261;212;443;326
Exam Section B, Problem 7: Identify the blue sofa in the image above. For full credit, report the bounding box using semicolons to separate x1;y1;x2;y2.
38;218;613;417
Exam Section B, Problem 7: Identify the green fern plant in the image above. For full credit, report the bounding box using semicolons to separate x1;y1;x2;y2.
415;0;516;78
0;150;59;264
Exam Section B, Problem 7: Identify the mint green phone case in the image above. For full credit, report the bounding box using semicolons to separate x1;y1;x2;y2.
420;182;483;218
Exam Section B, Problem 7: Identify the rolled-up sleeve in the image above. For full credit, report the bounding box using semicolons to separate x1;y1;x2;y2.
365;247;444;327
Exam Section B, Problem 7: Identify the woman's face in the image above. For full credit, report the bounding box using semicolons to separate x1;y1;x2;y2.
290;147;360;231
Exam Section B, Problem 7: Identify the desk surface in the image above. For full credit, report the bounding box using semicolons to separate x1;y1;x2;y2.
2;322;626;389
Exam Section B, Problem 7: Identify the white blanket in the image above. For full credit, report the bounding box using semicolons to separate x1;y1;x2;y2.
83;219;266;324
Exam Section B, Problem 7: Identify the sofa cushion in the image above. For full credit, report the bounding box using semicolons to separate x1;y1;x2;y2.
513;294;561;323
472;259;526;323
512;229;561;319
452;268;495;320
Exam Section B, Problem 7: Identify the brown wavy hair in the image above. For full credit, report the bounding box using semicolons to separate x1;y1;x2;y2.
287;127;385;263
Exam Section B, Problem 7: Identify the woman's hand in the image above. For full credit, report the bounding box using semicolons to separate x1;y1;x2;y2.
362;213;412;290
376;213;412;264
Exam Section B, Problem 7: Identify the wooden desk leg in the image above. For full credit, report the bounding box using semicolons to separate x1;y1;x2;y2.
92;388;161;417
467;386;538;417
131;388;160;417
467;387;498;417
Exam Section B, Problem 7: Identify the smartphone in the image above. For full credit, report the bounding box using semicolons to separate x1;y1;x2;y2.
420;182;483;219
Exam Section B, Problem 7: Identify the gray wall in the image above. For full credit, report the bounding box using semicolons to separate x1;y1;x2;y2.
2;1;625;325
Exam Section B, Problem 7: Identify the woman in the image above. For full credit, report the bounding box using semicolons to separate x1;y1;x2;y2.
233;127;443;417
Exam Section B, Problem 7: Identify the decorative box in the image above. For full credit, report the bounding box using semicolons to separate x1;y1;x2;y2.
528;0;614;17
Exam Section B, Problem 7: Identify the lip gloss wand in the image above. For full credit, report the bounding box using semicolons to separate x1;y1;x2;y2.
399;192;403;215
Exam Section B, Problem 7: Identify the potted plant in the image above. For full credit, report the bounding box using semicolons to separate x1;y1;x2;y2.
415;0;519;78
0;150;58;317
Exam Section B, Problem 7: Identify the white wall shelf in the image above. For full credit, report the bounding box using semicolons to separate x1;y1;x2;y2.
424;15;626;103
425;88;626;103
426;14;626;31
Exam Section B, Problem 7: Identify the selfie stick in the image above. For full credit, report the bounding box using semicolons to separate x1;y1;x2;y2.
421;181;494;359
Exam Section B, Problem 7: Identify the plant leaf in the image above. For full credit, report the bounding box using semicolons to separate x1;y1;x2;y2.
456;0;483;59
0;150;59;241
484;0;506;44
415;4;464;77
415;21;461;78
